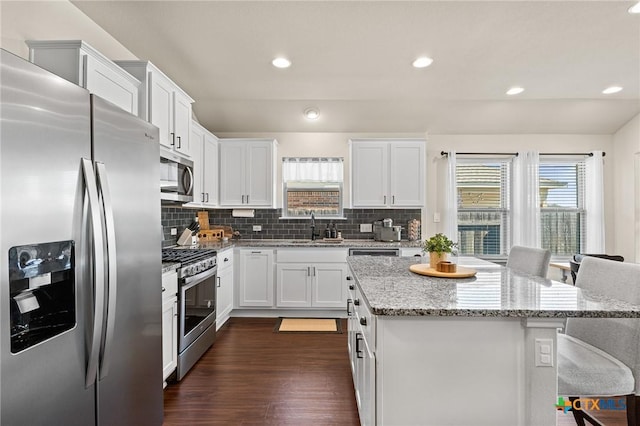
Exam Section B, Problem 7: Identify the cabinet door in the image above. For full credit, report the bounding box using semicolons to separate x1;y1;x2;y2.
219;143;246;205
276;264;312;307
173;91;192;156
352;142;388;207
246;142;273;206
360;339;376;426
202;134;218;206
162;297;178;381
312;263;348;308
216;267;233;330
84;54;138;115
189;124;205;205
389;142;425;207
149;71;174;149
238;250;274;307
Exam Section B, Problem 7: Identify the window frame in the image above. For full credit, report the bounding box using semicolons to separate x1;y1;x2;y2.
281;157;345;219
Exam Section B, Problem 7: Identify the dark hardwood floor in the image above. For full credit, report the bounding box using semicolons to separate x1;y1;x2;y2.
163;317;360;425
164;317;626;426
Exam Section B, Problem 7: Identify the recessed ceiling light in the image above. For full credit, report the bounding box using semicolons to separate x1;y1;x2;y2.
304;108;320;120
602;86;623;94
412;57;434;68
506;87;525;95
272;57;291;68
628;2;640;13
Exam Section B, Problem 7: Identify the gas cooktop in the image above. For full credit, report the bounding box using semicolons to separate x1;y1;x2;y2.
162;248;217;279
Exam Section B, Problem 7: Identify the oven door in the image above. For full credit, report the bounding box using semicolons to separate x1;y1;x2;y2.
178;267;216;353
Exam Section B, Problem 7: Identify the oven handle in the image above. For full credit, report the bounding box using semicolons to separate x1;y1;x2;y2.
182;267;217;288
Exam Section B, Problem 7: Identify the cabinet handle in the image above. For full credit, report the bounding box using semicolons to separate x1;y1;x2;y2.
224;258;229;262
217;276;221;288
349;284;355;290
383;195;386;204
356;333;364;359
346;276;352;281
206;193;209;203
307;266;311;276
346;299;353;316
242;195;245;204
247;194;249;204
251;251;261;254
312;267;316;277
392;195;395;204
162;287;166;292
360;317;367;326
170;132;175;146
354;299;360;306
201;192;205;203
176;136;182;149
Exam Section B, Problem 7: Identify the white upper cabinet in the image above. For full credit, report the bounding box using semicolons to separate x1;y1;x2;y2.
185;121;218;207
115;60;194;157
27;40;139;115
219;139;277;207
350;139;425;208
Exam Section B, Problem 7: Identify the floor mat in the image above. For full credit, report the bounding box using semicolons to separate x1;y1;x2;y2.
274;317;342;333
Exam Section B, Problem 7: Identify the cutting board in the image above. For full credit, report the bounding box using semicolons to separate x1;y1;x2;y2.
409;264;477;278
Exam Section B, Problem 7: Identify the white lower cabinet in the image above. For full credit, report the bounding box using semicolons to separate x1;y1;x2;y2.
276;249;348;309
161;270;178;386
348;280;376;426
216;249;234;329
238;249;274;307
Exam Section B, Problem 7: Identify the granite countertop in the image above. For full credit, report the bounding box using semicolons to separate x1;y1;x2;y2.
225;239;422;248
347;256;640;318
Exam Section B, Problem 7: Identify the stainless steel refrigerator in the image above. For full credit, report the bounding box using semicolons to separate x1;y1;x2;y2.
0;49;163;425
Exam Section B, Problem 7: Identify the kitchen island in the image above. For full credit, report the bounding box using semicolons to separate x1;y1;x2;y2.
346;256;640;426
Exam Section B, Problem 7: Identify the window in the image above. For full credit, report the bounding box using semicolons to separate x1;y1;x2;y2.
539;159;586;256
282;157;344;218
456;158;511;256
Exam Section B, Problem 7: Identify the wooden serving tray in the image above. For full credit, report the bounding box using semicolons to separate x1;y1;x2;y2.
409;264;477;278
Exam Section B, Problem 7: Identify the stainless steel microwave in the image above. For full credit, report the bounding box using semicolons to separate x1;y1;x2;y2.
160;149;194;203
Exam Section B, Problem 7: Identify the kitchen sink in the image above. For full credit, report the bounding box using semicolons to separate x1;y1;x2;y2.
290;240;312;244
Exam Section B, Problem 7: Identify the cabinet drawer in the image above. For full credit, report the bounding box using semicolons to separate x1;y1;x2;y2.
217;248;234;270
277;248;348;263
162;270;178;300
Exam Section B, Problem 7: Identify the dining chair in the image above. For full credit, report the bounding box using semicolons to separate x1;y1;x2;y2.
569;253;625;284
558;256;640;426
505;246;551;278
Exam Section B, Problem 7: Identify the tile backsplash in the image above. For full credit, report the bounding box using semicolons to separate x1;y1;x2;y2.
161;207;421;247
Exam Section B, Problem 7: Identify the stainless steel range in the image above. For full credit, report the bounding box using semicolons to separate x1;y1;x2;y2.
162;248;217;380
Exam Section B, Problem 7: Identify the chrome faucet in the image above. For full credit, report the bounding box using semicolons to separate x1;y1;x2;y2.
310;211;319;240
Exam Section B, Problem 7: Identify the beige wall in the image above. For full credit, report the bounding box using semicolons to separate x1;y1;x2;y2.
612;114;640;261
0;1;135;60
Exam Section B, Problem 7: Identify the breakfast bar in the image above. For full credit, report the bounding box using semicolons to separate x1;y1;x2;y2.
346;256;640;426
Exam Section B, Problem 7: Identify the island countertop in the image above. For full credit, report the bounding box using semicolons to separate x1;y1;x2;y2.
347;256;640;318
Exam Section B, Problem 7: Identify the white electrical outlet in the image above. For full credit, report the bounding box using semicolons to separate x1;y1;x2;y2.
433;212;441;223
360;223;373;232
170;228;177;236
253;225;262;232
535;338;554;367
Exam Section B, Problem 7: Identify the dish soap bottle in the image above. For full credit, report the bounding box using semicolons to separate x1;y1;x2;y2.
325;224;331;239
330;222;337;239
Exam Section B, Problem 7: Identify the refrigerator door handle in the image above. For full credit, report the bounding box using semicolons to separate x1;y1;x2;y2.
96;162;118;380
81;158;107;388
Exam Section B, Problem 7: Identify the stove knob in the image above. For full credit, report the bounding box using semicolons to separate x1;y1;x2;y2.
195;263;202;273
185;266;194;276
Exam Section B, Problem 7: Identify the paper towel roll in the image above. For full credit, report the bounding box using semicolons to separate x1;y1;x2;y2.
232;209;255;218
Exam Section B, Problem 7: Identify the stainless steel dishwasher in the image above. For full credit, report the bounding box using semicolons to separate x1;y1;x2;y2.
348;248;400;256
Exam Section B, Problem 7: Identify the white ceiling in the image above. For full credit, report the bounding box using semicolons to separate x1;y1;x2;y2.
71;0;640;135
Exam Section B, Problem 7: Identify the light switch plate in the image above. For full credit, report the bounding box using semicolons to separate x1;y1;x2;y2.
170;228;177;236
360;223;373;232
253;225;262;232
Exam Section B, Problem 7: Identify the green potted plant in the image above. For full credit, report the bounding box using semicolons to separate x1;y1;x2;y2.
423;233;457;269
